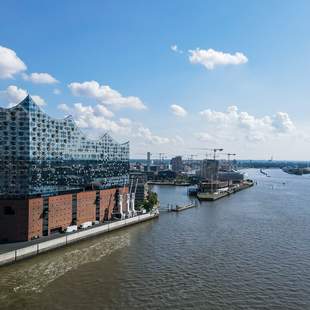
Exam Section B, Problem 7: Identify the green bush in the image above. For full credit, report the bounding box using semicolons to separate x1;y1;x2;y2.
140;191;158;212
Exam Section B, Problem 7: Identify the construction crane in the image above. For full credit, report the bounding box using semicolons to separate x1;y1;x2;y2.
191;148;223;193
185;154;198;162
189;154;198;160
223;153;236;171
193;148;224;160
158;153;166;163
224;153;236;161
184;154;198;167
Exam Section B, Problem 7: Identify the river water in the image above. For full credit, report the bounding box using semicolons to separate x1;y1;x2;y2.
1;169;310;309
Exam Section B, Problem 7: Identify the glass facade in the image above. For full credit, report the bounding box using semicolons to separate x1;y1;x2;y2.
0;96;129;198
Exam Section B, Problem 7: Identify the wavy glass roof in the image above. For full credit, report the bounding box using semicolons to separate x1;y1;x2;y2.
0;96;130;196
0;95;129;161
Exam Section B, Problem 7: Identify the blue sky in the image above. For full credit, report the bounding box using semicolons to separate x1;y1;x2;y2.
1;0;310;159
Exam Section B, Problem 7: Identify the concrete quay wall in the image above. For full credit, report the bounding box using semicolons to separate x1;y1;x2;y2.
0;212;158;267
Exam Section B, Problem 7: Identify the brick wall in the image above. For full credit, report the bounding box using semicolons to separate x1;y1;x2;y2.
28;198;43;240
0;186;127;242
76;191;96;225
48;194;72;233
99;188;117;221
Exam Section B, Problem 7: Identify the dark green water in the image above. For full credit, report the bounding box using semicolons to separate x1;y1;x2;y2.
1;169;310;310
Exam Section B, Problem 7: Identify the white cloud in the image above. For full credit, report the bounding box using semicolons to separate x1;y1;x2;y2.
58;103;70;113
272;112;295;133
22;72;58;84
0;85;27;106
95;104;114;118
136;126;170;144
57;102;129;136
171;135;185;145
170;104;187;117
0;45;27;79
189;48;248;70
171;44;183;54
195;132;216;143
119;118;132;126
57;101;174;145
0;85;46;107
199;106;296;143
53;88;61;95
31;95;46;107
68;80;146;110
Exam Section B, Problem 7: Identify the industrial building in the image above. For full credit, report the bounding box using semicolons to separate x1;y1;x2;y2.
0;96;132;242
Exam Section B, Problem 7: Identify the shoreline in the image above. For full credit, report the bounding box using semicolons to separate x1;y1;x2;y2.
148;181;191;186
0;212;159;267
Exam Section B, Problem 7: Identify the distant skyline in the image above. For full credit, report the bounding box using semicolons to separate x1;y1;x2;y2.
1;0;310;160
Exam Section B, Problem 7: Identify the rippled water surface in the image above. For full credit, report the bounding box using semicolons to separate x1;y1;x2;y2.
1;169;310;309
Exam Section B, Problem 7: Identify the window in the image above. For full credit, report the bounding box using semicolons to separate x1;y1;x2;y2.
4;206;15;215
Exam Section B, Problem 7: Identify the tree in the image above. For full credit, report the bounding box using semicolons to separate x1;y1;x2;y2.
148;191;158;206
140;191;158;212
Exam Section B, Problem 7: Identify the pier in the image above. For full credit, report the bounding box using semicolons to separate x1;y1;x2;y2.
169;203;196;212
148;181;191;186
196;180;254;201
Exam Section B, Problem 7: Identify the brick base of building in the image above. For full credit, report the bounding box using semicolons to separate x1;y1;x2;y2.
0;187;128;243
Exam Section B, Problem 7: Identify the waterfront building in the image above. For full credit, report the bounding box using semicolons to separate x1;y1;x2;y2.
199;159;219;180
146;152;151;172
171;156;183;173
199;180;231;192
218;171;244;182
157;170;177;180
0;96;130;242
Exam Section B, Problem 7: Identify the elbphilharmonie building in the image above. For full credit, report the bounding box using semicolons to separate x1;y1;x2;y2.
0;96;130;242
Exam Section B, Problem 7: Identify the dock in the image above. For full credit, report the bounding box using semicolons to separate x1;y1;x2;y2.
169;203;196;212
197;191;229;201
197;181;254;201
148;181;191;186
0;212;159;267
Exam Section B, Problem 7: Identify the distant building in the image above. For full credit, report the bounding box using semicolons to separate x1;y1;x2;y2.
171;156;183;173
0;96;130;242
199;180;231;192
200;159;219;180
157;170;177;180
146;152;151;172
145;165;160;173
218;171;244;182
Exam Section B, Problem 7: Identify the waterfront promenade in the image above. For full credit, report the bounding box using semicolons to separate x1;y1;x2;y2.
0;212;158;266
